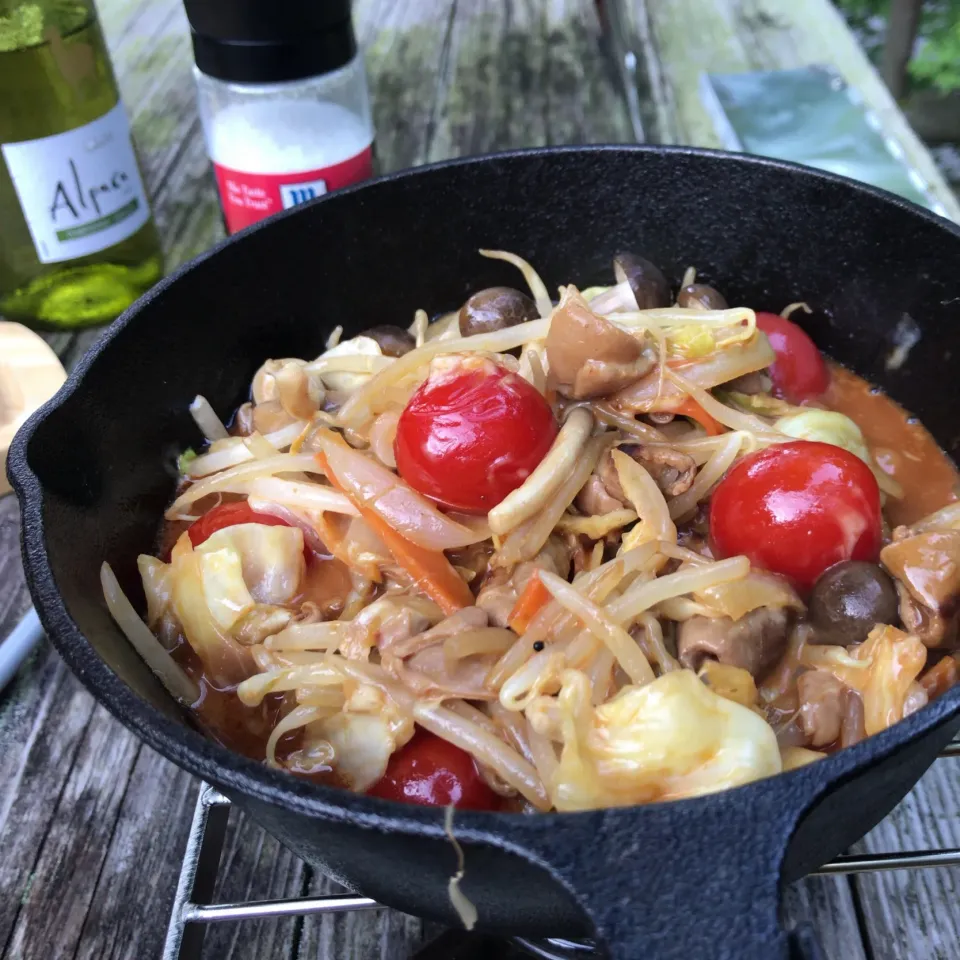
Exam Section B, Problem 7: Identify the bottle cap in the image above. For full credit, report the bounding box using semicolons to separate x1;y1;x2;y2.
184;0;357;84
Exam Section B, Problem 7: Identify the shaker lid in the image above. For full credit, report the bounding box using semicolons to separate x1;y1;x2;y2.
184;0;357;84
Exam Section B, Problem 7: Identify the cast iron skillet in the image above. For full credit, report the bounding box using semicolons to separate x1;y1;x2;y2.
10;147;960;960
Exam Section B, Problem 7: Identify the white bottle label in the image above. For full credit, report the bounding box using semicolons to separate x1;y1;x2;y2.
1;103;150;265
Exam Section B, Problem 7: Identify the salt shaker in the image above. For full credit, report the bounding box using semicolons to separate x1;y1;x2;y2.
184;0;374;234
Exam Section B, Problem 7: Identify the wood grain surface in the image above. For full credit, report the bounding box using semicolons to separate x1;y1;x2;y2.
1;0;958;958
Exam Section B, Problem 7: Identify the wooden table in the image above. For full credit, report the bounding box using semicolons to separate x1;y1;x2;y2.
2;1;959;958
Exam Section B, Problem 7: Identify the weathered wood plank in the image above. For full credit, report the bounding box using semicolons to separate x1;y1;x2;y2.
636;0;960;219
850;758;960;960
73;750;198;960
297;872;441;960
360;0;460;173
428;0;635;162
782;876;869;960
0;694;133;959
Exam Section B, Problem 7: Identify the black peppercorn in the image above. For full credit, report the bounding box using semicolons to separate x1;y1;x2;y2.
532;640;545;652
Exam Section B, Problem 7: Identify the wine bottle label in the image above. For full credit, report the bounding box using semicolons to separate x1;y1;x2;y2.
212;145;373;234
1;103;151;265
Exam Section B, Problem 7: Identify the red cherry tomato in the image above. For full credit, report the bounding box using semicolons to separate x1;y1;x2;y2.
188;500;293;547
367;730;500;810
755;312;830;403
394;357;558;513
709;441;882;592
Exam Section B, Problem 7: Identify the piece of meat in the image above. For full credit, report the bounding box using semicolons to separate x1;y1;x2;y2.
476;537;572;626
725;370;772;395
252;398;299;434
545;287;652;399
387;643;499;701
895;581;958;649
881;530;960;611
232;402;254;436
903;681;929;719
624;444;696;497
575;443;697;517
797;670;846;747
677;606;791;679
920;654;960;700
571;358;655;398
574;474;625;516
383;606;489;659
839;687;866;749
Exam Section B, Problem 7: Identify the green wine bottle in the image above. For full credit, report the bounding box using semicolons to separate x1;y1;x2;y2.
0;0;163;329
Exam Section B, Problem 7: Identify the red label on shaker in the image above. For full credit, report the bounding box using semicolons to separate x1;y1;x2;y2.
212;145;373;233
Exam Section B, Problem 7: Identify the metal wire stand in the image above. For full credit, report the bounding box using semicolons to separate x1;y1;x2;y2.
163;741;960;960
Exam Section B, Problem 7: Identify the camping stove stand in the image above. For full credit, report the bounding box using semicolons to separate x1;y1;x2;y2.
164;743;960;960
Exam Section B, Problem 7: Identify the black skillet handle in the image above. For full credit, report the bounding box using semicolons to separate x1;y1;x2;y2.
495;785;818;960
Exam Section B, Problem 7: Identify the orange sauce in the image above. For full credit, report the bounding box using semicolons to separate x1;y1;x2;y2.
824;363;959;527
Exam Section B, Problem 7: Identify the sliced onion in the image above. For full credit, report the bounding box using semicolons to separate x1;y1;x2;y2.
247;476;359;516
443;628;517;669
244;431;280;459
318;433;486;550
591;402;667;442
336;321;551;427
494;434;611;567
489;408;594;535
695;571;804;621
608;555;751;627
190;395;229;442
539;570;655;686
101;562;199;704
237;662;342;706
612;333;775;413
264;621;351;651
167;453;322;518
369;410;400;468
185;420;308;478
589;281;639;316
414;702;550;809
245;498;333;555
664;366;785;439
266;705;322;767
613;449;677;549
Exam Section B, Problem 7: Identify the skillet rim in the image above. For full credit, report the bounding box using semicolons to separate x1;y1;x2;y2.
9;143;960;841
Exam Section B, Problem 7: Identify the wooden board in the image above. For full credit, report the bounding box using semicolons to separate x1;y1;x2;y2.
1;0;959;957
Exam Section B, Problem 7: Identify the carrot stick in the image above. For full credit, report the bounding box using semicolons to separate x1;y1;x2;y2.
508;573;551;634
315;453;473;615
675;397;724;436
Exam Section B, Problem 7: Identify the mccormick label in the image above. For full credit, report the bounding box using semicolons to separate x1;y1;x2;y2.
212;145;373;234
1;102;151;264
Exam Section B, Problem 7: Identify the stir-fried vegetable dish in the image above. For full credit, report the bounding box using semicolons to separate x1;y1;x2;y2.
102;250;960;813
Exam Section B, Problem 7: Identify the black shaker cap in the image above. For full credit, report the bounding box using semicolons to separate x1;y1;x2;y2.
184;0;357;84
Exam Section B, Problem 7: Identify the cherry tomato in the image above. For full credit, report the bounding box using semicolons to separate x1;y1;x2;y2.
394;357;558;513
709;441;882;592
367;730;500;810
755;312;830;403
188;500;293;547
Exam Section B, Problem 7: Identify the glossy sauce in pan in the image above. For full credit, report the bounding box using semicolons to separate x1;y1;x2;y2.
824;363;959;527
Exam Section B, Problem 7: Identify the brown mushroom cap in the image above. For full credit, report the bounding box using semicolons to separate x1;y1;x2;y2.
362;324;416;357
677;283;728;311
613;252;671;309
458;287;538;338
